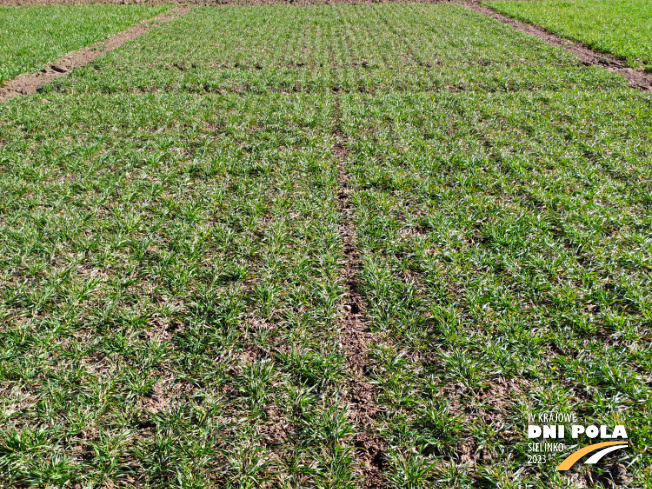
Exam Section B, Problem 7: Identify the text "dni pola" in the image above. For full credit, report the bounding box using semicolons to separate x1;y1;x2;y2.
528;425;628;439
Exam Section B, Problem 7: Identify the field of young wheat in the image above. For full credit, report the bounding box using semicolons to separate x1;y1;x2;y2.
0;3;650;487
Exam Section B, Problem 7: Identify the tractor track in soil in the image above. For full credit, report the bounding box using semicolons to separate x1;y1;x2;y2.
466;2;652;91
333;96;387;489
0;6;190;103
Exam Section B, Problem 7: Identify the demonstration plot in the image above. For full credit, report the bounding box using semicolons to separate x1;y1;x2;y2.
0;5;170;84
486;0;652;71
341;89;652;485
46;4;627;95
0;92;366;487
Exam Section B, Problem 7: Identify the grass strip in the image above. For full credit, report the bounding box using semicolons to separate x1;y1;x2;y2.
0;5;171;85
485;0;652;71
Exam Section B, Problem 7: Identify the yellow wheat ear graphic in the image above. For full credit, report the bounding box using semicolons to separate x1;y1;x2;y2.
557;442;629;471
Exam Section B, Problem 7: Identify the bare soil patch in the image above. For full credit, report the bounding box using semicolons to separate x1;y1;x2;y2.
0;0;173;3
0;6;190;102
0;0;446;4
206;0;446;4
466;3;652;91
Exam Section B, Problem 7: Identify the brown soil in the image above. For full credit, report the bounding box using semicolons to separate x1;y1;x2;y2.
0;0;171;3
466;3;652;91
0;6;190;103
210;0;445;3
0;0;444;4
334;100;386;488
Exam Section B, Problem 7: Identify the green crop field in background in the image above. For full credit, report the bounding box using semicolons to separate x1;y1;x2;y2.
485;0;652;70
46;4;626;94
0;5;171;84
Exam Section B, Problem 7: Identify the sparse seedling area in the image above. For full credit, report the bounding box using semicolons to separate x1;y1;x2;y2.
0;5;171;84
0;3;650;488
485;0;652;71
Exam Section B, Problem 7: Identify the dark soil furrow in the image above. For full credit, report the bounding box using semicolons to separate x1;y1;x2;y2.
333;97;386;489
465;2;652;91
0;6;191;103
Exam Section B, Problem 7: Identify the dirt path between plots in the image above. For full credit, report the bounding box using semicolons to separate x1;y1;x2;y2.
333;98;386;489
0;6;190;103
466;3;652;91
0;0;444;4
